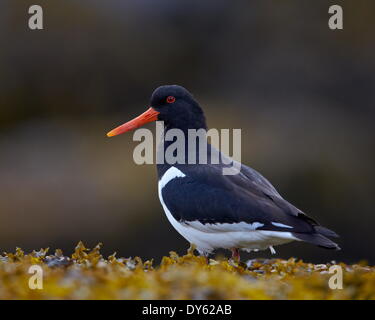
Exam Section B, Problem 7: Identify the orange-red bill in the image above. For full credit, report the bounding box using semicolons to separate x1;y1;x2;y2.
107;107;160;137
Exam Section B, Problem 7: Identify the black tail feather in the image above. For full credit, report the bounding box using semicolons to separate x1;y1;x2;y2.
314;225;340;238
293;232;341;250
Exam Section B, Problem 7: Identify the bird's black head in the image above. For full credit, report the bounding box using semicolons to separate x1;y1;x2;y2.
107;85;207;137
150;85;207;131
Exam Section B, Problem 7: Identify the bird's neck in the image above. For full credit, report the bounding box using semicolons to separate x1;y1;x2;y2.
156;125;211;177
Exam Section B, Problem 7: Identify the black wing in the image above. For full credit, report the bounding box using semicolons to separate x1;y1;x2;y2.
161;161;339;249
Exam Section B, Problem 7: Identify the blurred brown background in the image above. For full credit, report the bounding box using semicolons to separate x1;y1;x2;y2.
0;0;374;264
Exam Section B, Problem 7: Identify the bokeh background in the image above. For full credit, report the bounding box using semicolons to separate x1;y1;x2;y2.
1;0;374;264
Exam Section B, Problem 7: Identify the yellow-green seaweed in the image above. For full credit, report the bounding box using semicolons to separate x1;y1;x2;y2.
0;242;374;300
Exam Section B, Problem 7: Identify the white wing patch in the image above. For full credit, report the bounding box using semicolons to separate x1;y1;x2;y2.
184;221;264;233
271;222;293;229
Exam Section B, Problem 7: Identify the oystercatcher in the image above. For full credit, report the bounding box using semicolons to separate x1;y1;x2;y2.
107;85;339;261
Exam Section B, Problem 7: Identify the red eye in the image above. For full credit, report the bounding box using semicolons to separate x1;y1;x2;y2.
166;96;176;104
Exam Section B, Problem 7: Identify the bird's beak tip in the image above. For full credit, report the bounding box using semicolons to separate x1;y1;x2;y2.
106;107;159;138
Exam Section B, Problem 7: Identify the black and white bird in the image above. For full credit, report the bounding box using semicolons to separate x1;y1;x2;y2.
107;85;339;261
